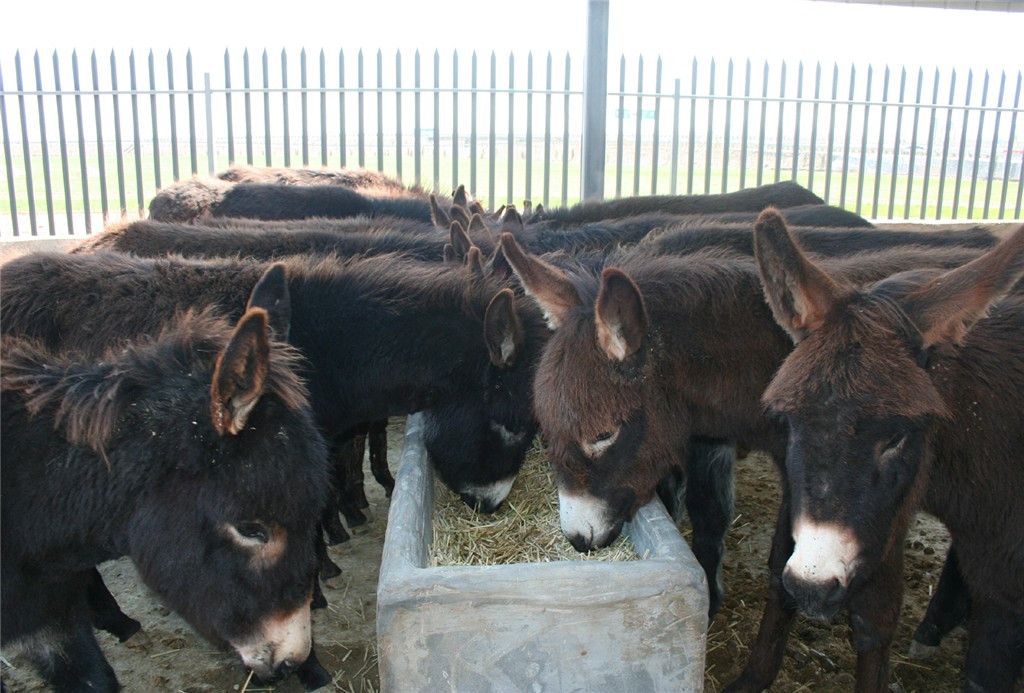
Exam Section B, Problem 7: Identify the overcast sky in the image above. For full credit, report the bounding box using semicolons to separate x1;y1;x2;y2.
4;0;1022;78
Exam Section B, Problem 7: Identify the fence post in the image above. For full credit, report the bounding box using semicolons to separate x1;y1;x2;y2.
205;72;215;174
582;0;609;201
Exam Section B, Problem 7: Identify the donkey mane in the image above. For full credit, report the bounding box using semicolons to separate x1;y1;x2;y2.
1;308;311;456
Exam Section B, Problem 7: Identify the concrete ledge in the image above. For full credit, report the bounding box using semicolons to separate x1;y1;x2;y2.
377;414;708;693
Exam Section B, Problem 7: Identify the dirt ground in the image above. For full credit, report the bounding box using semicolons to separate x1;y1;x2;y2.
3;421;1002;693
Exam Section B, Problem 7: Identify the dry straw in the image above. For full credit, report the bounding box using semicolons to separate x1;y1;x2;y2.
430;438;638;566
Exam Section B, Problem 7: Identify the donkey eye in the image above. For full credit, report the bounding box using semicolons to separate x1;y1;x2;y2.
234;522;270;544
879;433;907;461
580;428;620;458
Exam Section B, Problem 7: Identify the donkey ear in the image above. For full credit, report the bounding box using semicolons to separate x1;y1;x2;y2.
449;220;472;260
901;224;1024;348
430;193;451;228
469;200;486;217
487;243;512;280
453;184;469;209
484;288;522;366
754;208;845;342
500;232;582;329
450;204;471;228
466;246;486;279
211;308;271;436
595;268;647;361
443;243;457;264
246;263;291;342
501;206;524;235
468;212;488;234
522;199;533;217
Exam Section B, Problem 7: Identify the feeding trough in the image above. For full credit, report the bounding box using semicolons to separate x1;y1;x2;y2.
377;414;708;692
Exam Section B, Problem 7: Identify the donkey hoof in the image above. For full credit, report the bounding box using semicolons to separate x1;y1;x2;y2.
320;556;343;580
908;639;938;660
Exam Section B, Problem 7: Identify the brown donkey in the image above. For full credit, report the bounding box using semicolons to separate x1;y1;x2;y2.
499;228;992;617
740;214;1024;692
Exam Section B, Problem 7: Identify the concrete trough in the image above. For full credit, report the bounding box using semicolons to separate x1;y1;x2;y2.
377;414;708;692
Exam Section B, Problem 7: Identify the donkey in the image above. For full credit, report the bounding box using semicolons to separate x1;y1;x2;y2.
526;180;823;227
216;164;409;192
498;228;994;618
732;215;1024;692
1;306;331;692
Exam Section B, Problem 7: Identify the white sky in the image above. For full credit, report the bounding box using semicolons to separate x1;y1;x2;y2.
3;0;1022;78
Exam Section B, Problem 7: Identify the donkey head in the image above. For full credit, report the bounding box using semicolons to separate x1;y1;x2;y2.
501;234;682;551
756;210;1024;619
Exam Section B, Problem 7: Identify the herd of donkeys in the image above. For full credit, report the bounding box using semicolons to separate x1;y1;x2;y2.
2;164;1021;692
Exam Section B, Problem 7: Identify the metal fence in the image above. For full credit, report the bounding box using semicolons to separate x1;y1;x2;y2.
2;46;1022;237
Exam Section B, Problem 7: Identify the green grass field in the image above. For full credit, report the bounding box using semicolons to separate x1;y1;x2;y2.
2;142;1021;236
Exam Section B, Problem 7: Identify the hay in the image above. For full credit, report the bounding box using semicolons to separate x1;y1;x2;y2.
429;437;639;566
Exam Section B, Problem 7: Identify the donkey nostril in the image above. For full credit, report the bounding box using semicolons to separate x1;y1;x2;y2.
277;659;297;678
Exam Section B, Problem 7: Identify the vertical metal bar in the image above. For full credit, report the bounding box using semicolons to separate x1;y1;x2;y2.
358;49;365;169
488;52;496;207
301;49;309;166
757;61;768;186
72;51;91;231
525;52;533;204
92;51;109;221
470;51;477;196
809;62;821;196
670;77;680;194
17;53;39;234
377;49;384;172
720;59;732;193
506;52;514;206
704;58;715;194
935;70;956;219
204;72;215;175
615;55;625;198
952;70;973;219
453;51;460;192
396;50;403;182
920;68;940;219
792;62;804;183
110;51;127;216
856;65;873;215
824;63;838;206
998;71;1021;219
840;64;855;209
966;70;989;219
53;52;74;232
775;60;787;183
651;56;662;195
415;50;422;186
543;52;552;207
581;0;609;200
687;58;697;194
282;49;291;167
243;49;253;165
1;62;21;235
435;50;442;192
634;55;644;197
225;49;235;165
34;52;56;233
320;50;327;166
262;50;271;166
872;66;890;219
130;51;145;215
740;59;750;190
983;71;1005;219
149;51;162;192
338;49;346;167
167;51;180;180
903;67;923;219
186;50;197;175
887;67;907;219
562;53;571;206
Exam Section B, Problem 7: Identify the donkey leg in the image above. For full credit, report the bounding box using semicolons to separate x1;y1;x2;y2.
294;643;333;691
335;429;368;527
368;418;395;498
910;544;971;658
86;567;142;642
683;436;736;616
847;551;905;693
962;600;1024;692
27;616;120;693
724;490;798;693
